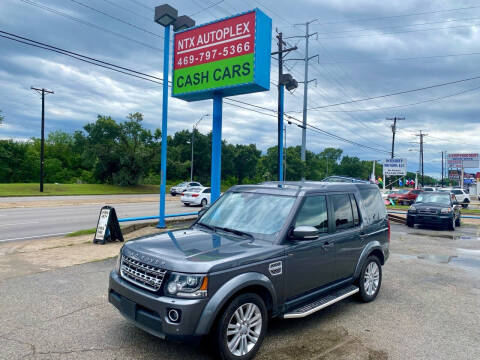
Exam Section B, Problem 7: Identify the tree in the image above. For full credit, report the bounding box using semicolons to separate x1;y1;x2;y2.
233;144;261;183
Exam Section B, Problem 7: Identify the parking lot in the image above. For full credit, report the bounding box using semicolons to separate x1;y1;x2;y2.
1;223;479;360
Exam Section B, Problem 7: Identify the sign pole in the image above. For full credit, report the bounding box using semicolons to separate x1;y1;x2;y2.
211;93;223;202
158;24;170;229
278;83;284;181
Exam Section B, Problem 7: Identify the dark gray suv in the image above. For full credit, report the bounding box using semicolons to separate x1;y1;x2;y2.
109;181;389;359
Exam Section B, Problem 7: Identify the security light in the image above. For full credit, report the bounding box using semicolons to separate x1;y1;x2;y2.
281;73;298;91
154;4;178;27
174;15;195;31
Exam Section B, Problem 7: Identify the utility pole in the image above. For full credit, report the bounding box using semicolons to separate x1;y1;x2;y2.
441;151;444;187
190;114;208;182
386;116;405;158
31;87;54;192
415;130;427;187
271;32;297;181
285;20;318;180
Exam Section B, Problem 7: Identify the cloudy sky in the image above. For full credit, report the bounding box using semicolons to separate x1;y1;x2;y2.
1;0;480;177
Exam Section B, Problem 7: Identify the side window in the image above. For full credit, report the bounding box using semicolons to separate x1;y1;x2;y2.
295;196;328;234
331;194;354;230
359;188;387;223
203;188;211;193
350;194;360;226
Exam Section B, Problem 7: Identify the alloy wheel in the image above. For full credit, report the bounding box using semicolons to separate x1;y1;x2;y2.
226;303;262;356
364;262;380;296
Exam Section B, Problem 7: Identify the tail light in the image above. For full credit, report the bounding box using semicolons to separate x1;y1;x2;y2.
192;194;199;197
387;220;391;243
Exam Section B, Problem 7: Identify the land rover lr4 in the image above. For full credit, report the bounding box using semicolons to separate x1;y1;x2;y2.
109;181;389;360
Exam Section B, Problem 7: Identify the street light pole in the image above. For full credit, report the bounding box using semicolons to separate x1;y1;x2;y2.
154;4;195;228
191;114;208;182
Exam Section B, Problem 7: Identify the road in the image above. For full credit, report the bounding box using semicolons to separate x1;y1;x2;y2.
1;224;479;360
0;195;193;243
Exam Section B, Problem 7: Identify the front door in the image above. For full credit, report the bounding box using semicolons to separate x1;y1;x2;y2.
284;195;337;300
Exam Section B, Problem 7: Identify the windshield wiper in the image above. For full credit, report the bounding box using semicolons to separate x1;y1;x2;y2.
216;227;254;239
196;222;216;232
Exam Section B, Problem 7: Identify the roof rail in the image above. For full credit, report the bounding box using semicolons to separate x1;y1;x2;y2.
321;176;371;184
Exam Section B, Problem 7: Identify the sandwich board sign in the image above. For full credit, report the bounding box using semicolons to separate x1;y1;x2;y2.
383;158;407;176
172;9;271;101
93;206;124;245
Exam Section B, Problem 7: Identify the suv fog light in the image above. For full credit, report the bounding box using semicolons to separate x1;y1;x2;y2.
168;308;181;323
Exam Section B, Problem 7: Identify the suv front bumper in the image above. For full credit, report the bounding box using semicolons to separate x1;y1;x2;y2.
407;212;453;225
108;271;208;340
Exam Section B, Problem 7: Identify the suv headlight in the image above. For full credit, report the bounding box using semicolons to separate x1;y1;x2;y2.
441;207;452;214
409;205;416;212
166;273;208;298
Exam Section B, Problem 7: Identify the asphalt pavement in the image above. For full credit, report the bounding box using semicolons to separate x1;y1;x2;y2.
1;224;479;360
0;195;192;243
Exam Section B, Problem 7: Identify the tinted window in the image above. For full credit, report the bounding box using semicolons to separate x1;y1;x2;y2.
295;196;328;233
412;190;422;194
452;190;462;195
203;188;211;193
350;194;360;226
359;188;387;223
331;194;354;230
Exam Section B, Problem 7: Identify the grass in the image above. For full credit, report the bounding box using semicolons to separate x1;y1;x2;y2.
387;204;480;215
0;183;161;197
66;228;97;237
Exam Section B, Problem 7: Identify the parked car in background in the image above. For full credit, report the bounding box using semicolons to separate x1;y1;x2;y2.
391;189;423;205
407;192;461;230
181;187;211;207
387;189;408;203
170;181;203;196
381;189;398;200
450;189;470;208
422;186;435;192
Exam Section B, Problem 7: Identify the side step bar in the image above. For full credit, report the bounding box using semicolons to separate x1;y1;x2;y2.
283;285;359;319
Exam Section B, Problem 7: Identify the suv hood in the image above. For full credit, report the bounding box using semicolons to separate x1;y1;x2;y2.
122;229;284;273
414;202;450;209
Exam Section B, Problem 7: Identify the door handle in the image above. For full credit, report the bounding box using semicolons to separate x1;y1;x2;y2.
322;242;334;250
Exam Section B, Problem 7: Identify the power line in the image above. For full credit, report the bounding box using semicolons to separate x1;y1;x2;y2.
126;0;151;12
18;0;162;51
309;4;480;27
190;0;225;17
101;0;152;21
0;31;164;85
305;75;480;110
68;0;163;39
307;83;480;112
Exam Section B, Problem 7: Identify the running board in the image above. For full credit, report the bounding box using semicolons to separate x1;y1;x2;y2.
283;285;359;319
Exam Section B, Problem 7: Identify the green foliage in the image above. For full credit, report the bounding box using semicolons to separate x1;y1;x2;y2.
0;111;441;186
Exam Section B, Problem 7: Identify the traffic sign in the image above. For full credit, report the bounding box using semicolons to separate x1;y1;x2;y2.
172;9;271;101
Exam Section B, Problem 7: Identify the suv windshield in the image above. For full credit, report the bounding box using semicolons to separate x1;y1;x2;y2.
197;192;296;238
415;193;451;205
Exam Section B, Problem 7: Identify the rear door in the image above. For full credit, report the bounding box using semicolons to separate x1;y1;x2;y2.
328;193;363;280
284;195;337;299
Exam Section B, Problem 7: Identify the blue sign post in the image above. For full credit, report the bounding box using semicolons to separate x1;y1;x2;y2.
172;9;272;203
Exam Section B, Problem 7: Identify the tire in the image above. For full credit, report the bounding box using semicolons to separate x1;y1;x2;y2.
407;217;414;228
171;193;176;196
448;217;455;231
462;199;469;209
358;256;382;303
213;293;268;360
455;214;461;227
201;198;208;207
184;203;190;207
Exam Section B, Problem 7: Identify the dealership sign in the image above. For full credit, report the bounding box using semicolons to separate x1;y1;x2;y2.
447;153;479;168
383;158;407;176
172;9;271;101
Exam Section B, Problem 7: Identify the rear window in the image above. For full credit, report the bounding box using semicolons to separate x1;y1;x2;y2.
452;190;462;195
412;190;422;194
359;188;387;223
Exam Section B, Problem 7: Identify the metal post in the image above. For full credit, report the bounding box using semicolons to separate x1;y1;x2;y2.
278;84;284;181
461;167;464;189
190;128;194;182
300;22;309;179
40;89;45;193
211;93;222;202
158;25;170;229
441;151;444;187
283;123;287;181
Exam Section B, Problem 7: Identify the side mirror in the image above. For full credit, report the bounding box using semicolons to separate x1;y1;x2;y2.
292;226;319;240
198;204;210;218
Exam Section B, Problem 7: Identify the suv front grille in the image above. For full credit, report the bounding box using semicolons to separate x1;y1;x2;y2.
419;208;438;214
120;255;167;292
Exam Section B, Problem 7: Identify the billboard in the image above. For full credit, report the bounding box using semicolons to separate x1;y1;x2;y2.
383;158;407;176
447;153;479;168
172;9;271;101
